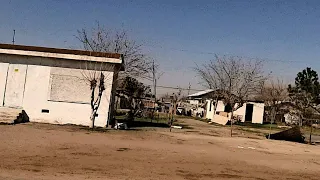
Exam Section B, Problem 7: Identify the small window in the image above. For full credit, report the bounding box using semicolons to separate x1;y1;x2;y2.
41;109;49;113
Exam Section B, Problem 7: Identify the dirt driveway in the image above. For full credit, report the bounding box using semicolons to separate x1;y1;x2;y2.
0;119;319;180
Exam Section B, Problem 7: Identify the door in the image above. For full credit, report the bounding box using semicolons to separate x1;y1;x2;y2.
3;64;27;108
0;63;9;106
245;104;254;122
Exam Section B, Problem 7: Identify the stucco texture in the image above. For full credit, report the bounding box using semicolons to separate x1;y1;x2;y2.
0;54;116;127
22;65;113;127
206;100;264;124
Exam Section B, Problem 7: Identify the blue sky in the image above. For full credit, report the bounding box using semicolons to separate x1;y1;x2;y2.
1;0;320;95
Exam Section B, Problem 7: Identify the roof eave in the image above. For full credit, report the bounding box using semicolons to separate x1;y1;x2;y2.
0;43;123;64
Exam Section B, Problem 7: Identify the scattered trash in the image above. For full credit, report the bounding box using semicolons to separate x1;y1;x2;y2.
267;126;305;143
247;147;256;150
237;146;257;150
171;126;182;129
278;126;290;128
312;124;320;129
114;122;128;130
211;114;229;125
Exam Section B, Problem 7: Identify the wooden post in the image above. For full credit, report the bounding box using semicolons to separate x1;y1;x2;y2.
170;98;174;132
309;120;313;145
230;110;234;137
268;107;275;139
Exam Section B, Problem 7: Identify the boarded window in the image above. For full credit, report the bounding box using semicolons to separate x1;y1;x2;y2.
48;67;113;104
48;74;91;103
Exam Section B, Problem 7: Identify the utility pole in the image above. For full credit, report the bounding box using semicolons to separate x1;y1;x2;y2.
12;30;16;45
188;82;191;95
152;60;156;122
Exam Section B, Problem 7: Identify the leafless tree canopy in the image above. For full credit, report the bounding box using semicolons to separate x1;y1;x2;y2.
195;55;267;110
258;78;288;123
76;23;153;79
80;62;115;128
259;78;288;106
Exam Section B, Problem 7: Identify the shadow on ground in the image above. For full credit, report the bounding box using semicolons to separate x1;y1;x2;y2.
124;120;170;128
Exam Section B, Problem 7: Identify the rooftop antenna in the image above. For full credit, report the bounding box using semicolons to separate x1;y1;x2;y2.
12;29;16;45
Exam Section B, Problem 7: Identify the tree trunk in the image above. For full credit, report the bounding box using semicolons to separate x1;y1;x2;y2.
298;114;302;126
230;110;234;137
90;109;97;129
213;98;218;120
268;107;276;139
128;96;135;121
90;86;96;129
309;121;313;145
169;100;175;132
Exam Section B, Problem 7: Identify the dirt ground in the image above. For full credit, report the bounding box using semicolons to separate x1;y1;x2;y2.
0;119;319;180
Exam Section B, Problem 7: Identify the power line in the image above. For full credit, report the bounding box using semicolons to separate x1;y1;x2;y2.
145;84;205;91
142;44;307;64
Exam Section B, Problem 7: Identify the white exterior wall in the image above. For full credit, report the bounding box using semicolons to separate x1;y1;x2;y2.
215;101;225;112
4;64;27;107
0;63;9;106
234;103;247;122
251;103;264;124
22;65;113;127
206;100;264;124
188;99;199;105
205;100;214;120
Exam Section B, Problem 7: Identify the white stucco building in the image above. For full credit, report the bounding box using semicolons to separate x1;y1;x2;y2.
0;43;123;127
188;89;265;124
206;99;265;124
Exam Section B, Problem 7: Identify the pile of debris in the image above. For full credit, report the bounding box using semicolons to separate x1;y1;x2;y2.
267;126;305;143
114;122;128;130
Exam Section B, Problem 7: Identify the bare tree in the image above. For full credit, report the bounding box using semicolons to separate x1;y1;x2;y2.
258;78;288;138
76;22;155;127
76;22;153;79
195;55;267;136
288;67;320;144
288;85;319;144
81;62;115;128
259;79;288;121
